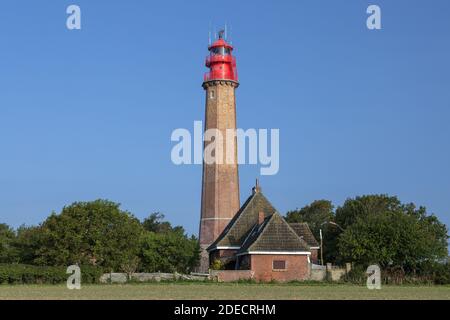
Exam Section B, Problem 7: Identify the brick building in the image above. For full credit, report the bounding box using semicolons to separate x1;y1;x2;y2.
207;183;319;282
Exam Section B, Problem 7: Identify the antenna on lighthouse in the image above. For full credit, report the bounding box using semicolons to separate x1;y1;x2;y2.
225;22;228;40
208;21;212;46
229;24;233;45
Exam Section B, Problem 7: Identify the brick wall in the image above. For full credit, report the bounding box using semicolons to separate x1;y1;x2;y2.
250;254;310;282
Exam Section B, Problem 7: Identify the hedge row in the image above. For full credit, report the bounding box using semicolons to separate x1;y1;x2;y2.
0;264;104;285
343;263;450;285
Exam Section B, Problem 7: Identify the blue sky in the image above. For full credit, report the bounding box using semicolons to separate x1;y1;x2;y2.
0;0;449;237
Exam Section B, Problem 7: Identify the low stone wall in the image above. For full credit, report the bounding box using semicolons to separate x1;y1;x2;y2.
310;264;327;281
210;270;254;282
327;268;347;281
100;273;128;284
99;263;351;284
99;272;209;284
326;263;352;281
308;263;351;282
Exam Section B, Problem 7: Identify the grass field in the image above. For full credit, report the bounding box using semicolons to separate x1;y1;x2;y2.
0;283;449;300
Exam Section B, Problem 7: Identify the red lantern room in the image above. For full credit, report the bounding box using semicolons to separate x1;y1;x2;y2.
204;30;238;83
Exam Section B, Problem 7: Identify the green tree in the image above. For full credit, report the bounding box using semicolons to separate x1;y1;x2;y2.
336;195;448;270
140;212;200;273
13;225;45;264
34;200;144;271
140;230;199;273
335;195;403;229
285;200;336;263
143;212;177;234
0;223;17;263
324;195;415;263
285;200;334;240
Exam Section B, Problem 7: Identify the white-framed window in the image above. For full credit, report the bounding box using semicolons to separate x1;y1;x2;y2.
210;90;215;99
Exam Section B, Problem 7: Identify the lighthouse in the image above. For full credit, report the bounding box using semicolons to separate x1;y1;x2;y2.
198;30;240;272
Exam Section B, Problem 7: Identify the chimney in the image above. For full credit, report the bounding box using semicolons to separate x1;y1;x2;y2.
258;211;265;224
252;178;261;195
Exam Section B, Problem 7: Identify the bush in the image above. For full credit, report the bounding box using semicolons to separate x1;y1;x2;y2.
342;265;366;285
417;262;450;285
210;259;224;270
79;265;105;284
342;263;450;285
433;264;450;285
0;264;104;285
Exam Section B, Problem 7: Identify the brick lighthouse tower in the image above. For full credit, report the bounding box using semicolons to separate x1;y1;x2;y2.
198;30;240;272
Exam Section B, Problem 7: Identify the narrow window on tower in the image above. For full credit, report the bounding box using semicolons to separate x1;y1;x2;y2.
210;90;215;99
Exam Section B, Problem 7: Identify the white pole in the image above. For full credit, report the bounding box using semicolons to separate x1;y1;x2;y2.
320;229;323;266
